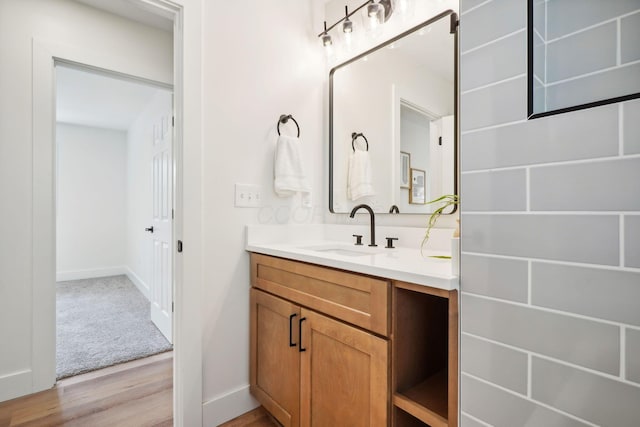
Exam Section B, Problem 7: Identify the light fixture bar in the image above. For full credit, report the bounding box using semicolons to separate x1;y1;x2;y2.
316;0;373;38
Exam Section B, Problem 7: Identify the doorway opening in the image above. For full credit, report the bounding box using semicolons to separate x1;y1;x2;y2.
54;64;174;380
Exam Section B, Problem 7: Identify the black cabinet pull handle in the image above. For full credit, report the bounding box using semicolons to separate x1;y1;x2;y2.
289;313;297;347
299;317;307;352
145;226;154;233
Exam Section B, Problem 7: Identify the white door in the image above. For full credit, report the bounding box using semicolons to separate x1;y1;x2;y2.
150;102;173;343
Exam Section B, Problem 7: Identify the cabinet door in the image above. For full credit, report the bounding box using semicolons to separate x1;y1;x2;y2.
250;289;301;427
300;309;389;427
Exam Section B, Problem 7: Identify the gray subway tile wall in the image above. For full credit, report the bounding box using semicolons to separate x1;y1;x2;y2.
461;375;590;427
530;157;640;211
546;21;617;83
531;263;640;326
460;0;640;424
462;214;619;265
461;104;619;171
532;357;640;426
460;254;528;302
624;99;640;155
461;334;528;394
546;0;640;40
626;328;640;384
462;294;620;374
461;169;527;211
621;11;640;63
460;30;526;92
546;62;640;111
625;215;640;268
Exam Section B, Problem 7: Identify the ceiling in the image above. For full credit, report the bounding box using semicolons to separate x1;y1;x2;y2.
56;66;168;131
74;0;173;31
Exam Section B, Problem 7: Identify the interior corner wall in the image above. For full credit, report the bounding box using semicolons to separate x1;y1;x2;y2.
126;90;172;299
199;0;326;424
0;0;172;402
459;0;640;426
56;123;127;280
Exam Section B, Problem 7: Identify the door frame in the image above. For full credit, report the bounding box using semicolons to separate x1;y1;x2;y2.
31;1;203;425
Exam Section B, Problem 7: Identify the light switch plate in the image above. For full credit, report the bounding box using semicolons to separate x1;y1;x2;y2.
235;184;262;208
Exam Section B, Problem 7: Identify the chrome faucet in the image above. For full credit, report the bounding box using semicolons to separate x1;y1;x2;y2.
349;204;377;247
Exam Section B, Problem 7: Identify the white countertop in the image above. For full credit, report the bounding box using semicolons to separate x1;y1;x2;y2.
245;224;459;290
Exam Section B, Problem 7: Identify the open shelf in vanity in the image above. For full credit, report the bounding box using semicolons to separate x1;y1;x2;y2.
392;281;458;427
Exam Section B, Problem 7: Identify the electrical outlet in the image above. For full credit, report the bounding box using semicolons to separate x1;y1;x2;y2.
235;184;262;208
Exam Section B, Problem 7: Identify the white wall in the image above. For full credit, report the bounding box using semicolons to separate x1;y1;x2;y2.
56;124;127;280
126;90;172;298
200;1;326;424
0;0;172;402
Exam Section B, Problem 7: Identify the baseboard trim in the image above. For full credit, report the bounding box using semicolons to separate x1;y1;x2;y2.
0;369;32;403
56;266;126;282
202;385;260;426
125;267;150;301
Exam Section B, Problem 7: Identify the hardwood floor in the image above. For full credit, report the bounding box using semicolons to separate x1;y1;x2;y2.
219;407;279;427
0;352;172;427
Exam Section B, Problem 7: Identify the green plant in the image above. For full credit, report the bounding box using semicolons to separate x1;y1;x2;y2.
421;194;459;255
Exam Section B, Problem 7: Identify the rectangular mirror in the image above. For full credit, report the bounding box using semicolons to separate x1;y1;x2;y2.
329;10;458;215
528;0;640;118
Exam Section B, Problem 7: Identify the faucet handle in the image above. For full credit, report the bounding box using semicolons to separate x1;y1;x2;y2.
385;237;398;249
352;234;363;246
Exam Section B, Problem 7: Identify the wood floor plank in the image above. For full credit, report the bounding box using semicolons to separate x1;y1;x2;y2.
218;406;279;427
0;354;173;427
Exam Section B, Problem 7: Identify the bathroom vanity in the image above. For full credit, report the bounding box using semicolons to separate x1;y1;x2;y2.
247;225;458;427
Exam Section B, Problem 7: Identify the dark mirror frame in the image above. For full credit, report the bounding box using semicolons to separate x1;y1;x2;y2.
328;10;459;215
527;0;640;120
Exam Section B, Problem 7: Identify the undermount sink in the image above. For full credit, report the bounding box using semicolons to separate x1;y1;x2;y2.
299;243;384;257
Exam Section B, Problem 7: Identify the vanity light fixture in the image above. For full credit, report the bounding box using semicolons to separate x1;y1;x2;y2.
321;21;332;47
318;0;397;50
342;6;353;33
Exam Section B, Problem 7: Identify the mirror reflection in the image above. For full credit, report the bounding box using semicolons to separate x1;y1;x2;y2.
330;12;456;214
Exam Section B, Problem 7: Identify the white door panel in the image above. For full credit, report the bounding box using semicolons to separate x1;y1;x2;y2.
150;99;173;343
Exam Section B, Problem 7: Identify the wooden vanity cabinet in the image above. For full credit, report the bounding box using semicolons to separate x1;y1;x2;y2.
249;253;458;427
250;254;390;427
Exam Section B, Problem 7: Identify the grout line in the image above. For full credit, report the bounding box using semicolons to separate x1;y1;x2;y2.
620;215;625;267
461;74;526;95
461;28;526;55
621;326;627;380
619;103;625;156
462;291;632;328
460;0;493;16
527;260;532;305
546;59;640;87
527;353;533;398
533;73;545;86
461;332;640;391
460;250;640;273
461;119;528;135
460;411;493;427
533;27;545;42
617;18;622;66
461;372;600;427
461;153;640;174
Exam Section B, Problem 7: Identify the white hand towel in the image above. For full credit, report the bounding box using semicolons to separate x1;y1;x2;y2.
347;150;375;201
274;134;312;207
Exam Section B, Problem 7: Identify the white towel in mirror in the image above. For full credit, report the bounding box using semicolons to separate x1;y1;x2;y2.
347;150;375;201
274;134;312;207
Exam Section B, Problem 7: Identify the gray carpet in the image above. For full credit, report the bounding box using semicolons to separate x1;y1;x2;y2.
56;275;172;379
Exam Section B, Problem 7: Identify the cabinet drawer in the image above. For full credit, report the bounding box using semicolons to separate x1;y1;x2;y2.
251;253;390;336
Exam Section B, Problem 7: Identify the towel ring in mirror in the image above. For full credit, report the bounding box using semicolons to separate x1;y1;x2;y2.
351;132;369;152
277;114;300;137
